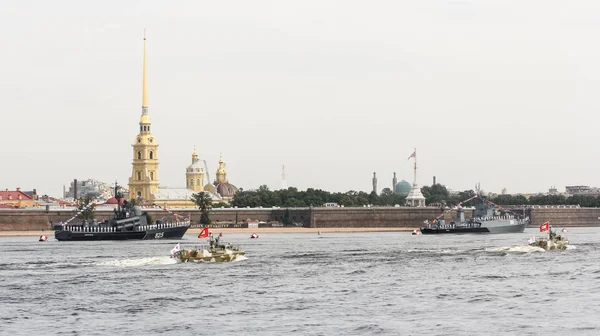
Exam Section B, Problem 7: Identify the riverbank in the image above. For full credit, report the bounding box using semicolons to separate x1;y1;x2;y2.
0;227;417;237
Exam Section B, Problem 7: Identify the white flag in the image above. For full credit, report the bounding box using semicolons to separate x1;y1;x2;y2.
170;243;180;255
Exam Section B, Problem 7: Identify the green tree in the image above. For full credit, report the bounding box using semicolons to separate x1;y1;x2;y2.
368;191;380;205
212;202;231;208
191;192;212;224
75;195;96;220
421;184;449;205
379;188;395;205
129;198;141;206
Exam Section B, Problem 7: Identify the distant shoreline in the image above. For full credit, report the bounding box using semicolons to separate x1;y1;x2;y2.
0;227;417;237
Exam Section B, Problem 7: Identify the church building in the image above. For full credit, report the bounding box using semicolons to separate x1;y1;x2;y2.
127;34;237;208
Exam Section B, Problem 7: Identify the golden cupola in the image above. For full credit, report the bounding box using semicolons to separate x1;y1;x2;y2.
213;154;238;199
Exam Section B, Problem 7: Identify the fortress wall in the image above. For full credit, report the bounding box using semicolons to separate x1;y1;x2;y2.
309;207;471;228
20;206;600;231
530;207;600;227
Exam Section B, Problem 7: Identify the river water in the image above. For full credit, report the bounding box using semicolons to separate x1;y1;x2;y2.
1;228;599;335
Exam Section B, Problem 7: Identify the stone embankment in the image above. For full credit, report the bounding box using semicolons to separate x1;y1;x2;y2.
0;207;465;231
530;206;600;227
1;205;599;231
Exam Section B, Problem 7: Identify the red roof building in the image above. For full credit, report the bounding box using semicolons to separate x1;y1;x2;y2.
0;188;34;201
0;188;37;208
104;197;125;205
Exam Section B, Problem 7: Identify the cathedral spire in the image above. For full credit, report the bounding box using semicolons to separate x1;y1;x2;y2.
142;29;148;114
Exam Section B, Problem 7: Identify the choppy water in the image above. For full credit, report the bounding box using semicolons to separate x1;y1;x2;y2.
1;228;600;335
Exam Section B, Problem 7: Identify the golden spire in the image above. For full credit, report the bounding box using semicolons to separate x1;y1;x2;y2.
192;146;198;160
142;29;148;112
216;153;227;183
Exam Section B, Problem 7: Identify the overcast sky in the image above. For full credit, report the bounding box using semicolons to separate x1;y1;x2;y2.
1;1;598;197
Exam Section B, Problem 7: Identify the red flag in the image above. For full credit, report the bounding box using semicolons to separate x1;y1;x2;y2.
407;150;416;160
198;227;209;238
539;222;549;232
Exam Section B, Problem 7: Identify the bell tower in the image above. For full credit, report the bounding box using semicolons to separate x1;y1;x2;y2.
128;31;159;200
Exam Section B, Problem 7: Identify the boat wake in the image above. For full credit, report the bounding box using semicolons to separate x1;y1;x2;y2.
486;246;546;253
233;255;248;262
96;256;177;267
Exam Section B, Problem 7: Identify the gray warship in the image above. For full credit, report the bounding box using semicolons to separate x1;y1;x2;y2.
54;183;190;241
420;194;528;234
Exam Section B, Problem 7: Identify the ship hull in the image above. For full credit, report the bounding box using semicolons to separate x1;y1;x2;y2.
54;225;189;241
420;222;526;234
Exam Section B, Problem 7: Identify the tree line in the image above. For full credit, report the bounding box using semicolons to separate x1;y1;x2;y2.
423;184;600;207
219;184;600;208
217;185;407;208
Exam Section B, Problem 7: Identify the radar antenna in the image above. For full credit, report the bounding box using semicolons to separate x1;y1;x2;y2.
475;182;481;195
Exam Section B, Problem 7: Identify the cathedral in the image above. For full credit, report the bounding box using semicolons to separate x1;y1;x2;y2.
127;34;237;208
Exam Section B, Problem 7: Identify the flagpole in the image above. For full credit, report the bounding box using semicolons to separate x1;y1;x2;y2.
413;147;417;185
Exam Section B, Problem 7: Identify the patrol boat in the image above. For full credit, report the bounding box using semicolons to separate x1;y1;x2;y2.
54;185;190;241
173;234;245;262
420;193;528;234
528;227;569;250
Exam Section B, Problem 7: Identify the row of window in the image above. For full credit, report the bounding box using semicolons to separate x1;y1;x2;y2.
137;151;155;160
136;171;155;181
137;137;154;144
140;125;151;132
188;179;202;186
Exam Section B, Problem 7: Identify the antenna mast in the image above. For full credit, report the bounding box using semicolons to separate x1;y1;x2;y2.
203;160;212;184
282;165;287;190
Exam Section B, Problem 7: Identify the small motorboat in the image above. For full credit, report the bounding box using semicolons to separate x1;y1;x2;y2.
39;235;48;242
171;236;245;263
250;233;259;239
528;223;568;250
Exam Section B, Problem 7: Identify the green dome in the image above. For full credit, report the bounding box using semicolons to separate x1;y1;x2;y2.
394;180;411;197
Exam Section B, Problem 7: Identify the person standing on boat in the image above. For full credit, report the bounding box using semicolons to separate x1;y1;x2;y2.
549;225;556;239
209;232;215;248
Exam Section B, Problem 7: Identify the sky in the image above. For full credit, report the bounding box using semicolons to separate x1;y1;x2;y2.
1;0;599;197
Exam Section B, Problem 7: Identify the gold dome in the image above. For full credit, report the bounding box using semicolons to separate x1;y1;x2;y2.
139;114;151;124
